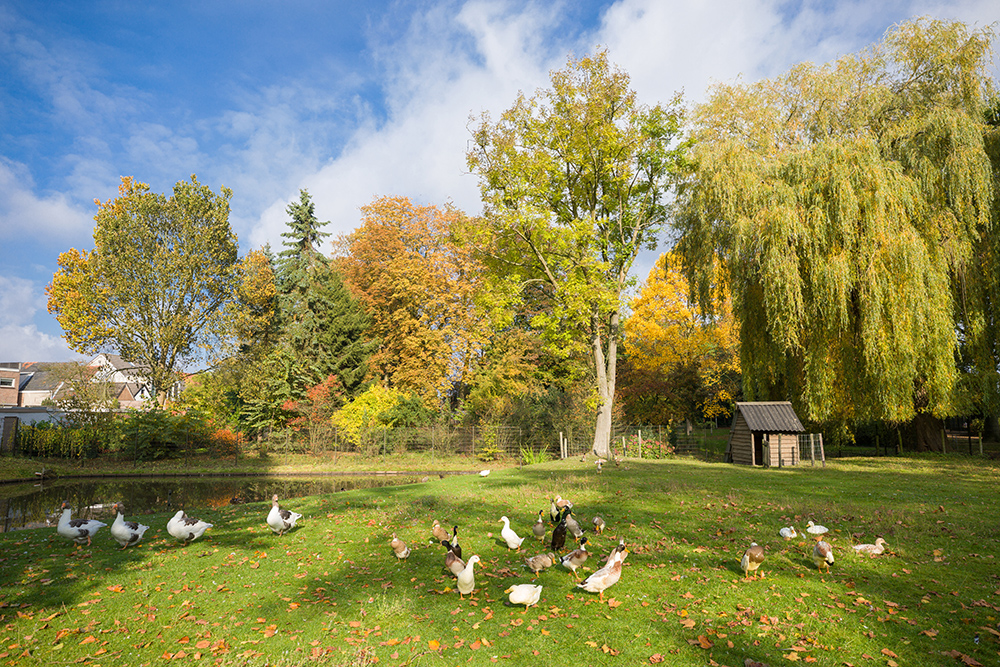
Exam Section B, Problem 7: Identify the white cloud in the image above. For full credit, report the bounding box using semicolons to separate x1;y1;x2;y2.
0;159;92;245
0;275;79;361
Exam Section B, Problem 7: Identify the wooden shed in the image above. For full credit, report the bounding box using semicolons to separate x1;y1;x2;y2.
725;401;805;466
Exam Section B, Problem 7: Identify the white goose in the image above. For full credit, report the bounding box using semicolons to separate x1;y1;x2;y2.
500;516;525;550
266;495;302;535
167;510;213;545
57;502;107;546
110;502;149;549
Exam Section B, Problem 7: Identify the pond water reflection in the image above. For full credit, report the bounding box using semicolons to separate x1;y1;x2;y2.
0;474;424;532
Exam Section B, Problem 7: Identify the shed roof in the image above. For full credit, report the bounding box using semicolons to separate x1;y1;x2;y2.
736;401;804;433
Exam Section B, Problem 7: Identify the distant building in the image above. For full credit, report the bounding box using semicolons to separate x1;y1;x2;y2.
725;401;805;466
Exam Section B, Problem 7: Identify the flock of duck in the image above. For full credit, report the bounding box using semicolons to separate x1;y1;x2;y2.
391;495;626;608
741;520;889;579
55;494;302;548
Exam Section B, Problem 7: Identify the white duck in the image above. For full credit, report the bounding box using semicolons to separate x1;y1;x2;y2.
578;545;628;601
110;502;149;550
813;540;835;572
457;554;480;599
505;583;542;608
167;510;213;545
806;520;829;537
779;526;798;540
266;494;302;535
852;537;888;556
500;516;525;550
57;502;107;546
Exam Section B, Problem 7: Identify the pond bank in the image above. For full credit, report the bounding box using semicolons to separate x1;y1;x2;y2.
0;469;483;485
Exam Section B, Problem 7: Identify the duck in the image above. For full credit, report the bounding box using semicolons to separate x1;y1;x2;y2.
457;554;480;599
500;516;525;550
431;519;450;543
478;469;490;477
741;542;765;579
605;538;626;564
550;496;572;524
443;540;465;576
266;495;302;535
532;510;546;541
524;552;556;578
852;537;888;556
578;544;628;601
450;525;462;559
390;533;410;560
812;540;834;572
57;501;107;546
565;508;584;539
560;536;589;579
806;520;829;537
592;516;606;535
109;502;149;550
779;526;798;540
505;583;542;608
166;510;213;545
550;507;569;552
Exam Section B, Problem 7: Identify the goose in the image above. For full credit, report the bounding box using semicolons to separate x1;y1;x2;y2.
524;552;556;578
431;520;450;543
578;545;628;601
565;508;584;539
443;540;465;576
852;537;888;556
779;526;798;540
109;502;148;550
592;516;606;535
57;502;107;546
266;495;302;535
166;510;212;545
505;584;542;608
560;536;589;579
812;540;834;572
550;507;569;552
740;543;765;579
390;533;410;560
500;516;525;550
806;520;829;537
457;555;480;599
532;510;546;541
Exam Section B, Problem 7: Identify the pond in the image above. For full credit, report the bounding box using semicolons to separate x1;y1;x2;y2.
0;473;433;532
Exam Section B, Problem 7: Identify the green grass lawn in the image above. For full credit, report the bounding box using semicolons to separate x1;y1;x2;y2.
1;455;998;666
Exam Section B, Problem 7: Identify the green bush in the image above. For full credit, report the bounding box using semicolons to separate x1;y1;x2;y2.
113;409;213;461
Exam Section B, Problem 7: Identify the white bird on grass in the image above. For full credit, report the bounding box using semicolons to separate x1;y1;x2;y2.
457;555;480;599
505;584;542;608
500;516;525;550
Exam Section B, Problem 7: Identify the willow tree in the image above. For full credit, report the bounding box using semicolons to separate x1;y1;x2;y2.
675;18;995;448
468;51;686;457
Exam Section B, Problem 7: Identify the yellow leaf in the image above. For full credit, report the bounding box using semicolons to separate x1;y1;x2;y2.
428;640;440;651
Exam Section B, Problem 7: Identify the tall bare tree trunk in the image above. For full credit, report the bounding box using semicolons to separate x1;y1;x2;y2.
591;312;618;459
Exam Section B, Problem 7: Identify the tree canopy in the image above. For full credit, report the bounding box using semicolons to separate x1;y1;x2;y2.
47;175;238;403
467;50;687;457
675;18;996;446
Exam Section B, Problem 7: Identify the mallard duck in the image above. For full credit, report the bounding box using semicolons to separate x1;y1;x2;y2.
390;533;410;560
457;554;480;599
110;502;148;550
167;510;212;545
432;520;450;543
505;583;542;608
852;537;888;556
57;502;107;546
524;552;556;578
450;525;462;559
565;508;584;539
560;536;589;579
592;516;606;535
741;542;765;579
578;545;628;601
812;540;834;571
806;520;828;537
550;496;572;524
267;495;302;535
443;540;465;576
779;526;798;540
532;510;546;541
550;507;569;552
500;516;525;550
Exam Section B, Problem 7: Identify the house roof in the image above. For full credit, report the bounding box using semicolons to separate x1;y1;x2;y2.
736;401;805;433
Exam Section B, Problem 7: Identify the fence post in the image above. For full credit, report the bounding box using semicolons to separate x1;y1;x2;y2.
638;430;642;459
941;429;946;454
819;433;825;467
810;433;815;466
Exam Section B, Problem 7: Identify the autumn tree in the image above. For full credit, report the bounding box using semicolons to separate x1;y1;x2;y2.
620;252;740;425
467;50;687;457
675;18;996;449
338;196;487;409
47;176;239;404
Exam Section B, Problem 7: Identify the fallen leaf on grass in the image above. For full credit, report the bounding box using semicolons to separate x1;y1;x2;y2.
881;649;898;658
428;640;440;651
650;654;664;664
920;629;939;638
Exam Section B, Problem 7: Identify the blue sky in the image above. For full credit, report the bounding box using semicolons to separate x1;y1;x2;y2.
1;0;996;362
